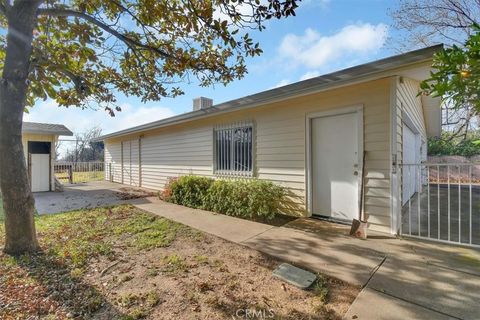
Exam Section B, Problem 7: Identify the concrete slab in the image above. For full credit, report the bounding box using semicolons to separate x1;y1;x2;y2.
344;288;455;320
132;197;274;243
398;238;480;277
272;263;316;289
367;255;480;320
34;181;130;214
242;226;386;286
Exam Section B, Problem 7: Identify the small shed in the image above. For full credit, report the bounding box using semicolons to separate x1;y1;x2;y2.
22;122;73;192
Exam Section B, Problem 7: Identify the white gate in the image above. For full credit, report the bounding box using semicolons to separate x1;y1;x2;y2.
400;163;480;247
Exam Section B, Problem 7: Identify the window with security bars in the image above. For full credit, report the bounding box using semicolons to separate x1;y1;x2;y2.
214;125;253;175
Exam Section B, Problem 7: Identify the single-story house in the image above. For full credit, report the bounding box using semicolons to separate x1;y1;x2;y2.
22;122;73;192
95;45;442;234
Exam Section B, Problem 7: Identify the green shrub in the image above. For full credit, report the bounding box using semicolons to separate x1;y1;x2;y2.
163;176;213;208
162;176;285;220
428;133;480;157
205;179;285;220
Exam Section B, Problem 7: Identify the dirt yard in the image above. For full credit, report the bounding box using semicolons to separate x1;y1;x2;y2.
0;205;359;319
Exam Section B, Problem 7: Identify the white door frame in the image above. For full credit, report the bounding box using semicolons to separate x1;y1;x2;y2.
305;105;364;217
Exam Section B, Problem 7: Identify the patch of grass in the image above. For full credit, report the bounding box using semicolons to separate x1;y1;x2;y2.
32;205;186;267
145;290;161;307
128;307;148;319
117;290;160;319
0;205;188;318
112;210;185;250
163;253;189;273
55;171;105;184
70;267;85;279
194;255;209;265
0;255;17;267
118;293;141;308
146;267;159;277
312;275;329;304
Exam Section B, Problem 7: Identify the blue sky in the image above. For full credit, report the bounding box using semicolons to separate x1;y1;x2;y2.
24;0;404;137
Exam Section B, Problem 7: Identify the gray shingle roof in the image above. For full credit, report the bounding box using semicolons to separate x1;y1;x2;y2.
95;44;443;141
22;122;73;136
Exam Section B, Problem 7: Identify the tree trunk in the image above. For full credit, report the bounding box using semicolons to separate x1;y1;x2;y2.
0;1;42;254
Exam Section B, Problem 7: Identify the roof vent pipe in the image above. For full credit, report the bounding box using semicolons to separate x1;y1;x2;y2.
193;97;213;111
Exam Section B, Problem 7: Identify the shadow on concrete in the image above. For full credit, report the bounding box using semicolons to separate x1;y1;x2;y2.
242;217;480;319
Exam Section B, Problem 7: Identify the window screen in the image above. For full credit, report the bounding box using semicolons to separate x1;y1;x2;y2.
215;125;253;175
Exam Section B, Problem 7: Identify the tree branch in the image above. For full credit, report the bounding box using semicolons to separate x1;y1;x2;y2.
36;7;173;59
0;0;9;16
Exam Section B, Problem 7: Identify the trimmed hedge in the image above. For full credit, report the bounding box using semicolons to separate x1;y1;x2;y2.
161;176;285;220
163;176;213;208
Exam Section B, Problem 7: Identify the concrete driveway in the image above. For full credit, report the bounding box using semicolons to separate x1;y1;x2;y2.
33;181;153;214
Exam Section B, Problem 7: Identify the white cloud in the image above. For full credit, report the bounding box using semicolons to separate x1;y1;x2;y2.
270;79;291;89
213;3;256;24
300;71;320;81
23;100;176;136
278;23;388;69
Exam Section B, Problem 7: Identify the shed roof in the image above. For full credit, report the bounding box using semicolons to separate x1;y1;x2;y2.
96;44;443;141
22;122;73;136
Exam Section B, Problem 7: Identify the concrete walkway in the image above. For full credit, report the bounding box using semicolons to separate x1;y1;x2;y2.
133;197;480;320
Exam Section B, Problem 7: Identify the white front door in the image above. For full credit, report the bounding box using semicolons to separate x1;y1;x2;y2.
31;154;50;192
311;112;360;221
402;124;418;204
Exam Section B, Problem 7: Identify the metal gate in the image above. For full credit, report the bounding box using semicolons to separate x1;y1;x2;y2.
54;162;105;184
400;163;480;247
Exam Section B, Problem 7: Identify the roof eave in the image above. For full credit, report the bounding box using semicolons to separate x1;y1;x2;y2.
95;44;444;142
23;129;74;136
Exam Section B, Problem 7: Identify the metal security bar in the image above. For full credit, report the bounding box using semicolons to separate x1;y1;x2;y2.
54;161;105;184
400;162;480;247
214;121;254;177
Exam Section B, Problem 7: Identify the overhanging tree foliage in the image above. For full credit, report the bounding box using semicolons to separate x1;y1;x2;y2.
390;1;480;139
0;0;300;254
420;24;480;113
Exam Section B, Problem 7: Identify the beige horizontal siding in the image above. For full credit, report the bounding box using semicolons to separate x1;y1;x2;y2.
104;77;392;231
139;126;213;190
398;78;426;137
105;142;122;183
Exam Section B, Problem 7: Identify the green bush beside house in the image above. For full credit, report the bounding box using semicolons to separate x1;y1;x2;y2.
161;176;285;220
428;133;480;157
